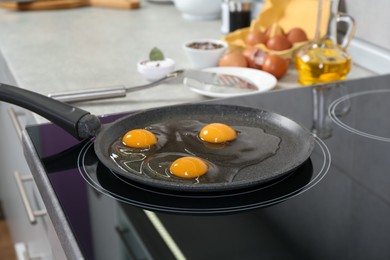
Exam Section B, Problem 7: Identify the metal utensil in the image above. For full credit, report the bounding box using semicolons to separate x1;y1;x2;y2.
48;70;182;103
48;69;258;103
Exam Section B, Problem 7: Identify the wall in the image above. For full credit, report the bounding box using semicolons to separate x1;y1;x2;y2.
341;0;390;50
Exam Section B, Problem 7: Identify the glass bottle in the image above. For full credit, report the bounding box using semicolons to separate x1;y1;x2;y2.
295;0;356;86
221;0;252;33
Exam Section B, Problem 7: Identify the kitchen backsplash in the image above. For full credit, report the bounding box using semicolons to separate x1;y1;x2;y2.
341;0;390;51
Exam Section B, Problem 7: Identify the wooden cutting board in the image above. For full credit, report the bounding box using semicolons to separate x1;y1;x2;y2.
90;0;140;9
0;0;140;10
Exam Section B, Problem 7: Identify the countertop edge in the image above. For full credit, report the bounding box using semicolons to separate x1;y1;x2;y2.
22;130;84;260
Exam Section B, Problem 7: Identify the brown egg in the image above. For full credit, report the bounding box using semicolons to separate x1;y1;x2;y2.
262;54;289;79
245;29;267;46
218;49;248;67
242;47;259;69
242;47;265;69
266;35;292;51
287;28;308;44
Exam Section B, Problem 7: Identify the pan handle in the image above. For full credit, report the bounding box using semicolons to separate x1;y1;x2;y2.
0;83;101;140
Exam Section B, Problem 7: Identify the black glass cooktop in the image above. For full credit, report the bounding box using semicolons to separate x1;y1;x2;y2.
25;74;390;260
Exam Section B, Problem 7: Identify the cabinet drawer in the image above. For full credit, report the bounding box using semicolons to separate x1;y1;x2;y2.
0;103;53;259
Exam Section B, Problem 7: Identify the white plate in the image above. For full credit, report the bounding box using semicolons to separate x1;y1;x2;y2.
185;67;277;98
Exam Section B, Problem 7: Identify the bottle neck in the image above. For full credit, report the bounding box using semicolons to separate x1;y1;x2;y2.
324;0;339;43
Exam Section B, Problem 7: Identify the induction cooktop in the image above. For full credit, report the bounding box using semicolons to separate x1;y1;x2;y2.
24;74;390;260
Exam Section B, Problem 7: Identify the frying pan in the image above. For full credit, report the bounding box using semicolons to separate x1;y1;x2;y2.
0;83;315;192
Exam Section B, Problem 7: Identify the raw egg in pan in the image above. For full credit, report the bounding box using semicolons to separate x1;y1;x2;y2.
122;129;157;148
170;156;208;179
199;123;237;143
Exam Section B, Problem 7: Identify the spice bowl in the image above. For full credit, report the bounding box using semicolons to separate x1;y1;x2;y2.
137;58;175;81
182;39;228;69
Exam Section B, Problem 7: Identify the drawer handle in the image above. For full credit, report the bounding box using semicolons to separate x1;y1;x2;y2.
8;107;24;142
14;171;47;225
115;226;139;260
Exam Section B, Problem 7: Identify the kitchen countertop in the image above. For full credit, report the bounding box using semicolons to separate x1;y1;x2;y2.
0;0;376;123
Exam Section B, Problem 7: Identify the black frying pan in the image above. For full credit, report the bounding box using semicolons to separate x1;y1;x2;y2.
0;83;315;192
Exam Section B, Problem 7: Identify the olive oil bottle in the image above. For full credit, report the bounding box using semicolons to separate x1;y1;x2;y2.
295;39;352;85
295;0;355;86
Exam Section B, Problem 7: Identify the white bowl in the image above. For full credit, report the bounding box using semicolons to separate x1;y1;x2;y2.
137;58;175;81
173;0;222;21
183;39;227;69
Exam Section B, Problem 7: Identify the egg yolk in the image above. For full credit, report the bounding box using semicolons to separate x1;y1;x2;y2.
199;123;237;143
170;157;208;178
122;129;157;148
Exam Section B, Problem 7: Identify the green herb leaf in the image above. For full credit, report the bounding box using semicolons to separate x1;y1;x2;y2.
149;47;165;61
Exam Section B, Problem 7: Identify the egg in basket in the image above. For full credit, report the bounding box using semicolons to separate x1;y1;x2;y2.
222;20;308;60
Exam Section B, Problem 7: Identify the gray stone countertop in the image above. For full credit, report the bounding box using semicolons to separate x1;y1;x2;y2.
0;0;375;123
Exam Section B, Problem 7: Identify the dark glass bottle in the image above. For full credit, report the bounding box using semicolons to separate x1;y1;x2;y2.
228;1;252;32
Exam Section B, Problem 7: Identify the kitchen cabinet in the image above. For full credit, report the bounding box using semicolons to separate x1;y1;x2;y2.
0;103;56;259
0;56;66;259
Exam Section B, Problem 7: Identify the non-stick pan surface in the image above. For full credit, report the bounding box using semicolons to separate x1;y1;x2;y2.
0;83;314;193
95;104;315;192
